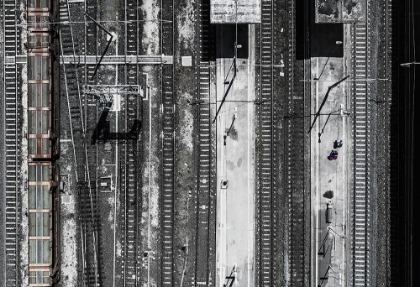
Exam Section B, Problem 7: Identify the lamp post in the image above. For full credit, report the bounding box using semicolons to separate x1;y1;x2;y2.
314;41;343;81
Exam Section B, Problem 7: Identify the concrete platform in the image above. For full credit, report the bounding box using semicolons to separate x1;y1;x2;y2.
216;25;256;287
310;55;350;286
211;0;261;24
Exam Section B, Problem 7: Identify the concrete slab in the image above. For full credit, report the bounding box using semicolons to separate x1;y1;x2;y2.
181;56;192;66
211;0;261;24
162;55;173;64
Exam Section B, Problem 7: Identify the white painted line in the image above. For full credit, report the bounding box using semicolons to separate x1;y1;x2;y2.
247;50;251;287
342;102;347;281
219;28;226;285
147;71;152;287
220;114;226;287
315;58;319;285
148;76;152;249
221;188;226;287
247;25;254;287
113;39;119;287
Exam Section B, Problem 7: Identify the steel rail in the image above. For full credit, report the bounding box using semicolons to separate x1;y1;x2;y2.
285;0;306;285
193;0;212;285
160;0;175;284
351;10;371;286
257;0;276;285
60;0;100;285
3;0;19;286
121;0;141;284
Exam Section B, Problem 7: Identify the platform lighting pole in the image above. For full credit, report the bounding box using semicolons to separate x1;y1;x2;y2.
313;41;343;81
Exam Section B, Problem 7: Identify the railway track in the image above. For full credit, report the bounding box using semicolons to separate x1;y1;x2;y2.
84;70;100;287
120;0;141;285
284;0;307;285
59;0;84;179
80;1;102;285
160;0;175;284
285;85;306;287
120;94;140;286
125;0;138;56
256;0;278;285
160;66;175;286
193;0;213;285
3;0;19;286
374;0;394;284
388;0;402;285
60;1;100;285
350;16;371;287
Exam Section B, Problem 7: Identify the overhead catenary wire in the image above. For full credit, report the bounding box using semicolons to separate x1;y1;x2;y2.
308;75;350;134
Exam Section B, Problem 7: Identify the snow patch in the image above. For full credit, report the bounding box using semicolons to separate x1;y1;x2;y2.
177;2;195;49
19;2;27;55
108;196;115;224
100;158;108;173
62;193;75;213
180;95;194;151
141;0;160;54
19;21;29;285
116;240;122;257
148;154;160;228
61;141;69;154
61;218;78;287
